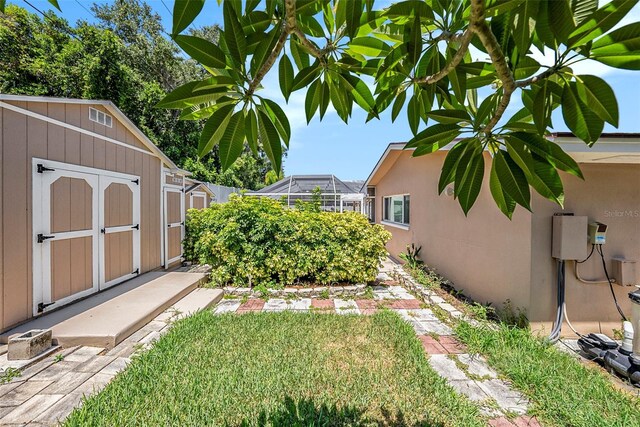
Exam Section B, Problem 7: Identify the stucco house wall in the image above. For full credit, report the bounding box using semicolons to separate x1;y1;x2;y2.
369;144;640;336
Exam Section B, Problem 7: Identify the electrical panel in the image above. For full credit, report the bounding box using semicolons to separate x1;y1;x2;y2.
588;222;608;245
612;258;638;287
552;214;588;260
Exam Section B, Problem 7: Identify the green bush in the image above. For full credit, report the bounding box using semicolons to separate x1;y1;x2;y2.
184;195;391;287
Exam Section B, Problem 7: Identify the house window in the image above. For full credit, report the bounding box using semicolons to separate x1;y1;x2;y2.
89;107;113;128
383;195;410;226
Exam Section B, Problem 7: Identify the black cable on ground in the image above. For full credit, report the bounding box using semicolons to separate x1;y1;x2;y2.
597;244;628;321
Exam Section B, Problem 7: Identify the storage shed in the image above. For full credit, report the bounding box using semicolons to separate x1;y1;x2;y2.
0;95;190;333
184;177;214;211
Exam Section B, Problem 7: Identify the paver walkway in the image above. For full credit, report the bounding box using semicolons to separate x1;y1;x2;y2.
214;259;541;426
1;258;539;426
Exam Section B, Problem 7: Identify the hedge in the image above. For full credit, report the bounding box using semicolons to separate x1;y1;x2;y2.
184;194;391;287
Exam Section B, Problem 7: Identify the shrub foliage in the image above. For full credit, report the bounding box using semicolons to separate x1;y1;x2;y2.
185;195;390;287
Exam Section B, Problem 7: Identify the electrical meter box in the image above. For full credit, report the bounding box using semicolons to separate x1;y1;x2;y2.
588;222;608;245
552;214;588;260
612;258;637;286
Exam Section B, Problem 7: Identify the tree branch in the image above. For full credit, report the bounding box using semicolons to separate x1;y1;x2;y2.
414;29;473;85
291;27;326;65
247;26;289;96
469;0;516;134
515;66;558;88
246;0;326;96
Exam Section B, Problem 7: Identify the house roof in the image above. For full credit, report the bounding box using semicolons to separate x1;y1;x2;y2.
0;94;187;173
247;175;361;195
364;133;640;189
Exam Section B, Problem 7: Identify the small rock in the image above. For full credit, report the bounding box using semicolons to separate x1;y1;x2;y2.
298;288;313;297
343;285;357;295
329;286;344;296
235;287;251;296
223;286;237;294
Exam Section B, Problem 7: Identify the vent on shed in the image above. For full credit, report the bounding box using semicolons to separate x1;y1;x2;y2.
89;107;112;128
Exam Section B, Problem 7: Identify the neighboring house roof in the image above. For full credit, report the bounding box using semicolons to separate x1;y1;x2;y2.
0;94;188;174
364;133;640;188
247;175;362;195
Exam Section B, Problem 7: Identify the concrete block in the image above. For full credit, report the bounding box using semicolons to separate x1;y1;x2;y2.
427;354;468;381
8;330;52;361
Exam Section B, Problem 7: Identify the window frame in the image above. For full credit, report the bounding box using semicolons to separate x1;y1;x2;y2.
382;194;410;229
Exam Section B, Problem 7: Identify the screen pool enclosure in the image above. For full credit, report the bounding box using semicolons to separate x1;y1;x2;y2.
245;175;365;213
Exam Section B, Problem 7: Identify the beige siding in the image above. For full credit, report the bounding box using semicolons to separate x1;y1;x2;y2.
168;227;182;260
50;177;92;233
0;101;164;332
51;237;92;301
104;183;133;228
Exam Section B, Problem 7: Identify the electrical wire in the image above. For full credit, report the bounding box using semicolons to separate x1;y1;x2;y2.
577;244;595;263
563;303;586;338
597;244;628;321
548;259;565;343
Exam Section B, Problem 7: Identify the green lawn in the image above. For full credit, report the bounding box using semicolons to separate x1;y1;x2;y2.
455;321;640;427
65;310;485;426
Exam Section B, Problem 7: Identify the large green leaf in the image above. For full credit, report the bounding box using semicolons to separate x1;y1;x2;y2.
345;0;364;38
242;11;272;34
245;109;259;155
406;14;422;67
407;95;420;135
391;90;406;123
575;75;619;126
561;82;604;145
258;110;283;173
342;75;376;114
531;81;551;134
174;35;227;69
454;147;485;216
407;123;462;151
569;0;638;47
250;27;280;78
291;62;321;91
305;79;321;123
438;140;469;194
425;109;471;124
289;37;311;70
489;156;517;219
548;0;576;43
47;0;61;11
506;132;584;179
505;137;564;205
157;81;235;109
218;111;246;171
223;1;247;66
279;55;295;102
349;37;391;57
591;22;640;69
261;98;291;146
493;150;531;210
319;80;331;120
172;0;205;36
198;104;236;157
512;0;539;54
571;0;598;25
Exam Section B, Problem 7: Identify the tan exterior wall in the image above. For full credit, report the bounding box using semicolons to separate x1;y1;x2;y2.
374;150;533;312
373;149;640;336
529;164;640;335
0;101;163;332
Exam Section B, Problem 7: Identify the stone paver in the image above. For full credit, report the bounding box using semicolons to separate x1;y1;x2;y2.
237;298;265;313
214;300;242;314
1;393;64;424
310;299;334;310
333;299;360;314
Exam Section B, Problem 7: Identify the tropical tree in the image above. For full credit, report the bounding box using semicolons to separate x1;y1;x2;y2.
161;0;640;216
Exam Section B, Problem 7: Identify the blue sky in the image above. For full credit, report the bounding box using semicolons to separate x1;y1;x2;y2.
11;0;640;180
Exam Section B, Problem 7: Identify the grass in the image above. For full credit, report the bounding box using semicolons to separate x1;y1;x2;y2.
65;310;484;427
455;321;640;427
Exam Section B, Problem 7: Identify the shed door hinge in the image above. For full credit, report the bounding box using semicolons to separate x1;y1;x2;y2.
37;233;55;243
132;179;139;185
131;224;139;230
132;268;139;275
38;302;55;312
37;164;55;173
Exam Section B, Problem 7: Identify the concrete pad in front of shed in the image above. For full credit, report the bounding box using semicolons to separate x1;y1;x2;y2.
51;272;205;349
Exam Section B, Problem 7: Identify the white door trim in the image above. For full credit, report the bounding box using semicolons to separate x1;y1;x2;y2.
99;175;141;290
32;160;100;315
163;186;185;268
